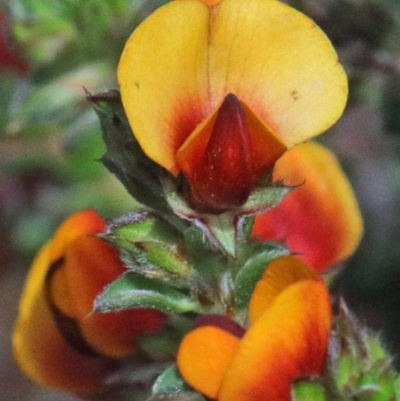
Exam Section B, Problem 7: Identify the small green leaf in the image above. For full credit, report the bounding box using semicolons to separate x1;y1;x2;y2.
241;182;292;215
239;215;255;240
88;90;171;214
152;365;190;395
336;354;358;390
110;212;182;245
234;242;289;309
94;272;198;314
103;212;193;287
147;392;206;401
394;375;400;399
293;381;326;401
205;213;237;257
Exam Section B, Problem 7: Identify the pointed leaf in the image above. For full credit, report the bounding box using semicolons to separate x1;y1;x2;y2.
241;180;292;215
107;211;183;245
94;272;197;314
164;180;236;255
88;90;170;213
103;212;193;288
147;392;206;401
205;213;237;256
234;242;289;309
152;365;190;395
294;381;326;401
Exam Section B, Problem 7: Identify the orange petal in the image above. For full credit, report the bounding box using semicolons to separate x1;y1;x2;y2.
13;244;110;394
252;142;363;272
241;100;287;179
49;209;106;262
64;236;166;357
219;280;331;401
118;0;347;173
248;255;319;324
177;315;244;399
47;209;107;320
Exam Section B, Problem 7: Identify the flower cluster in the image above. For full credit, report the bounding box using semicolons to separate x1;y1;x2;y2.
14;1;397;401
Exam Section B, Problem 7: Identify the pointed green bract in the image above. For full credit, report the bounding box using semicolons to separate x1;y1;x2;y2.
102;211;193;287
329;302;400;401
89;90;171;214
152;365;190;395
234;242;289;309
294;382;326;401
94;272;198;314
146;392;206;401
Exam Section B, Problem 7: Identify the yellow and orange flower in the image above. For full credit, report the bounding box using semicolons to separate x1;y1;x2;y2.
177;256;331;401
13;209;166;394
252;142;363;272
118;0;347;211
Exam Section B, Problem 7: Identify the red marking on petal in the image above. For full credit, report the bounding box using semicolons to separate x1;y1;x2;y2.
176;94;287;212
177;93;255;211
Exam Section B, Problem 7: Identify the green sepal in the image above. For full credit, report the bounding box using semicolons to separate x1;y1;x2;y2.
94;272;198;314
202;213;237;257
146;392;206;401
240;215;255;240
293;381;326;401
234;242;289;309
152;365;190;395
395;376;400;399
163;176;290;257
102;211;194;288
88;89;172;214
328;300;400;401
239;180;292;215
164;181;236;256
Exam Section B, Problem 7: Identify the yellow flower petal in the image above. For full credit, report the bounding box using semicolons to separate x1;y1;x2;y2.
219;280;331;401
13;245;109;394
207;0;347;147
177;0;221;6
119;0;210;174
119;0;347;173
248;256;319;324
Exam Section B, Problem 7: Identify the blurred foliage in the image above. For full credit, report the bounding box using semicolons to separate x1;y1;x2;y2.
2;0;400;399
0;0;168;262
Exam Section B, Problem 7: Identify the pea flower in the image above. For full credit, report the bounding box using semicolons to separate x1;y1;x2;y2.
13;209;166;394
118;0;347;212
252;142;363;272
177;256;331;401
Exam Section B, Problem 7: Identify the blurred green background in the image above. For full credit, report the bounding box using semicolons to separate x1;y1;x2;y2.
1;0;400;400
